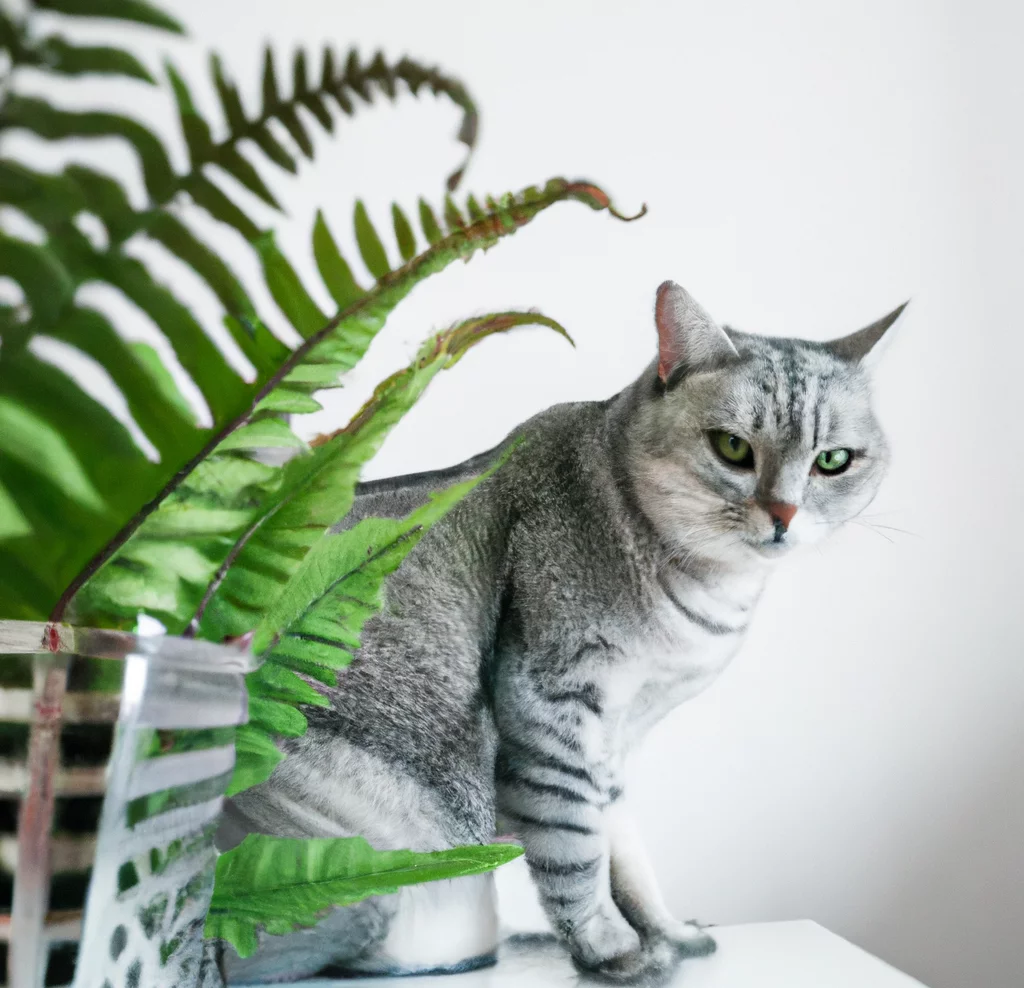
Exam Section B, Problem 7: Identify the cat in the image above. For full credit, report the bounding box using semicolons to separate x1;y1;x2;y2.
218;281;905;986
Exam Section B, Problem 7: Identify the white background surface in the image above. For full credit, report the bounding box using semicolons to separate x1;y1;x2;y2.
5;2;1023;987
266;922;927;988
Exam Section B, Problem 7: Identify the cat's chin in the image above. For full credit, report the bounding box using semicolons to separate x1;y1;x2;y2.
745;538;796;560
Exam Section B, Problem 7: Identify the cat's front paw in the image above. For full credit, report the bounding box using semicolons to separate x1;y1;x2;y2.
662;919;717;958
577;937;677;986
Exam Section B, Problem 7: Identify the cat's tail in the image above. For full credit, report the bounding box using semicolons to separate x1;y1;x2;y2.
217;875;500;983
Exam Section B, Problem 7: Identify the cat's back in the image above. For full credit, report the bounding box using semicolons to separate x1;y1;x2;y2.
272;401;613;844
333;397;614;565
342;397;612;523
311;397;626;720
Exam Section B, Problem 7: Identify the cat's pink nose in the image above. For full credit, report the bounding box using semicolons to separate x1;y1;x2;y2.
766;501;798;531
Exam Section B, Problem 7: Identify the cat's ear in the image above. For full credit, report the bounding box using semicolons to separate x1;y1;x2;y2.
825;301;909;369
654;281;738;384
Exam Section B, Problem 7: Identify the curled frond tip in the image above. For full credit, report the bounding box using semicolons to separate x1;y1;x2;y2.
564;181;647;221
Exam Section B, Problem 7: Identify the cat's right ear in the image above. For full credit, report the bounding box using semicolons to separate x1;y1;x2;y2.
654;281;739;385
824;301;909;370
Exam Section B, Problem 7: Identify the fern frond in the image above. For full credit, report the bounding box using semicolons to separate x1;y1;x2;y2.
1;164;634;620
0;164;251;606
201;312;569;641
205;835;523;958
70;309;567;636
230;442;521;793
0;158;285;374
67;310;562;793
190;47;479;203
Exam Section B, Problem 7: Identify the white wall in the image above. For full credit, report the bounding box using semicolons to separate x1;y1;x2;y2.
7;1;1023;986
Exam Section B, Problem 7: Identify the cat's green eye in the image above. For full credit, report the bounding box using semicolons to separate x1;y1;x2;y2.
711;431;754;468
815;448;852;473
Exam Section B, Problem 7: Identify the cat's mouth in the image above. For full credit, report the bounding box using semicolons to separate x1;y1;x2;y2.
747;536;794;558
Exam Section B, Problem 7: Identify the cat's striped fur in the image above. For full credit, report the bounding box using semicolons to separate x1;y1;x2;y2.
219;283;903;985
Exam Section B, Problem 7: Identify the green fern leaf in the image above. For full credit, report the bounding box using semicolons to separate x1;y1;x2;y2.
249;126;297;174
0;482;32;540
164;61;214;165
0;338;164;609
35;37;155;83
247;663;329;708
391;203;417;262
353;200;391;279
228;725;284;798
246;696;307;738
32;0;184;34
126;341;198;427
299;90;332;132
444;194;467;231
253;389;322;416
187;175;262;240
33;307;193;461
319;46;336;91
393;56;478;191
148;215;251;320
0;397;107;513
61;164;137;242
0;159;87;232
0;234;75;326
364;51;397;99
417;198;442;245
216;419;308;453
254;231;327;337
466;193;485;222
0;162;279;384
98;252;249;421
0;96;176;201
312;210;364;309
292;49;309;96
216;146;281;209
276;103;314;159
211;54;248;134
0;553;58;619
204;835;523;958
341;49;370;102
261;46;281;114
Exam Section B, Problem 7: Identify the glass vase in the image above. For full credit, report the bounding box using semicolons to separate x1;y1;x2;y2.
0;620;257;988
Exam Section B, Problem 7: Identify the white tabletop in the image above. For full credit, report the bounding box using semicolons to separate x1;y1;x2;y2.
268;920;926;987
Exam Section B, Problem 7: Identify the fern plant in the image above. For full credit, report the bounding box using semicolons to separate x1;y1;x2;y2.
0;0;642;959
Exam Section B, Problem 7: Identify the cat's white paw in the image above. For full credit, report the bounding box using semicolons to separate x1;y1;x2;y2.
662;919;717;958
570;910;641;971
579;937;678;985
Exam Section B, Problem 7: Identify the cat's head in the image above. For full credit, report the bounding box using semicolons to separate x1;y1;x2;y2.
626;281;905;566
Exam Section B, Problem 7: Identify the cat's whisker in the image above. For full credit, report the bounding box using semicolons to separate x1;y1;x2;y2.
851;519;895;544
863;522;921;538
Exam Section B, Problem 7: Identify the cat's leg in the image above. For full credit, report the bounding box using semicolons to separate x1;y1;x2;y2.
496;733;675;983
606;801;716;958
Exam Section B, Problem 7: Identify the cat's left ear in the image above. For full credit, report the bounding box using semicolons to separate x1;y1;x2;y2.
825;301;909;369
655;281;739;384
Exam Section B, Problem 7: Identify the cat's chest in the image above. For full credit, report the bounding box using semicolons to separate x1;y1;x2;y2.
602;567;764;741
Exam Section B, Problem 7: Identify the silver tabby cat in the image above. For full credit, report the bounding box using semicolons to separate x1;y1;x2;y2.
220;282;905;985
